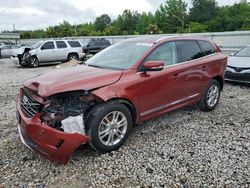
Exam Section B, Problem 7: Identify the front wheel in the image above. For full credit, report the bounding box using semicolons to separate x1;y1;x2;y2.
29;56;39;68
87;102;132;153
198;79;221;111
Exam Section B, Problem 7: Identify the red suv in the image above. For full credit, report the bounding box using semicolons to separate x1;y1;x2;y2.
17;36;227;163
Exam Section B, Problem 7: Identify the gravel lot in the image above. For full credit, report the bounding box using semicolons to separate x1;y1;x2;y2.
0;59;249;187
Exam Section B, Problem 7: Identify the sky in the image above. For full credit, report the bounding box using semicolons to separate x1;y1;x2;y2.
0;0;245;31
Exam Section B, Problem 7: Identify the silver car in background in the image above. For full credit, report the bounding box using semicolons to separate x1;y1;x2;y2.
225;46;250;84
12;40;85;67
0;45;24;58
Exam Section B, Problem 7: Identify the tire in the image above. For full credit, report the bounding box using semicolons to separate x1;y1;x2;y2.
29;56;39;68
20;52;29;67
67;53;78;61
198;79;221;111
86;102;132;153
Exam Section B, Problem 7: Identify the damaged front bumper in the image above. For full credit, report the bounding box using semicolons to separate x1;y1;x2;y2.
17;94;91;164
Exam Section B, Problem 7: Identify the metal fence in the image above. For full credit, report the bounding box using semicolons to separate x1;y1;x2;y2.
20;30;250;54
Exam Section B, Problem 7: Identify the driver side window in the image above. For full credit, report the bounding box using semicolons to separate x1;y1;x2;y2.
144;42;178;66
41;42;55;50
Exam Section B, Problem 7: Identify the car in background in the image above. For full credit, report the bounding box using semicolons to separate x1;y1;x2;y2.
225;46;250;84
82;38;111;56
12;40;85;67
0;45;24;58
17;36;227;163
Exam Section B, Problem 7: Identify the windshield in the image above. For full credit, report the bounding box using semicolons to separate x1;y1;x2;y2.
31;41;44;49
86;41;152;70
235;46;250;57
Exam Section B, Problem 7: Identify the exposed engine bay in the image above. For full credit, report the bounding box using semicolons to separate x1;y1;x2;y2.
40;91;96;135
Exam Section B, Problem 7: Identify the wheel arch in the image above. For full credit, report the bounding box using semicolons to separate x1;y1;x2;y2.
212;75;224;90
67;52;79;60
106;98;137;126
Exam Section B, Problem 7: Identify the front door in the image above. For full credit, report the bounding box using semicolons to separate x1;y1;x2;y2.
38;41;56;62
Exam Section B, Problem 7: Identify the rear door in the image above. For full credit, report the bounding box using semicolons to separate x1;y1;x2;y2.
175;40;209;98
55;41;68;61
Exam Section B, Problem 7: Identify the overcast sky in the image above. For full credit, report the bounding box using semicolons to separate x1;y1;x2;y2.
0;0;244;31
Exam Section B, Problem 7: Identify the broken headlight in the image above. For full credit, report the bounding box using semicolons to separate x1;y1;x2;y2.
40;91;95;134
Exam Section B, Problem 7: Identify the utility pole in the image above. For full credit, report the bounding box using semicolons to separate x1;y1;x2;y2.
75;22;77;36
13;24;15;32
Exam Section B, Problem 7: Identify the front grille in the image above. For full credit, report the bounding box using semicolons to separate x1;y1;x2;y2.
227;65;250;72
21;91;40;118
225;71;250;82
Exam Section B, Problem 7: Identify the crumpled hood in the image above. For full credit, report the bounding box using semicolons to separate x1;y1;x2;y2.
23;65;122;98
228;56;250;68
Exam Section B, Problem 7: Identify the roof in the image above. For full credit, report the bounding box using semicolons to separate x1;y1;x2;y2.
124;35;211;44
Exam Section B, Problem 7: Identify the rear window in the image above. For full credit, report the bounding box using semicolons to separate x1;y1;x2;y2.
67;41;81;48
56;41;67;49
198;40;215;55
176;40;203;62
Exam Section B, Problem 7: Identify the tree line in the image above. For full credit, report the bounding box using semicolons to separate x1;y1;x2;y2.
19;0;250;39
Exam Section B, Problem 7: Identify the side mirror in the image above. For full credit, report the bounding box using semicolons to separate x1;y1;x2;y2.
142;61;164;72
41;46;45;50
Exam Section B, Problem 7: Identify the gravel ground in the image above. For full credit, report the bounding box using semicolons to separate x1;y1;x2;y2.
0;59;249;187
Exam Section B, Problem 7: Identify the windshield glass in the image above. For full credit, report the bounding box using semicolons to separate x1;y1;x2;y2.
235;46;250;57
86;41;152;70
31;41;44;49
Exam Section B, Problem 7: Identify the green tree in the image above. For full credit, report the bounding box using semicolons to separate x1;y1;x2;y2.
46;26;57;38
207;1;250;31
155;0;187;33
104;26;119;35
94;14;111;32
146;24;162;34
136;12;155;34
189;0;218;23
182;22;207;33
120;10;140;34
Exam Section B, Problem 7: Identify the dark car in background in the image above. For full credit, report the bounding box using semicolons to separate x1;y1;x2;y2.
83;38;111;55
225;46;250;84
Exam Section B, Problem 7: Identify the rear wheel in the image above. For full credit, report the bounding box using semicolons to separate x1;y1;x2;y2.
87;102;132;153
67;53;78;61
198;79;221;111
29;56;39;68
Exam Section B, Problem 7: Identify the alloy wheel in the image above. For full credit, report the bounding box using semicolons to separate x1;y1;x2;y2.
98;111;128;147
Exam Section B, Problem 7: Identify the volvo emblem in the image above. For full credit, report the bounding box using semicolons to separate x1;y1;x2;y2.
23;95;29;103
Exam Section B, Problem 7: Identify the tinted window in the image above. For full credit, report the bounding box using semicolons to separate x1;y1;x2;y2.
87;41;94;47
68;41;81;48
198;40;215;55
144;42;178;66
41;42;55;50
176;40;203;62
56;41;67;49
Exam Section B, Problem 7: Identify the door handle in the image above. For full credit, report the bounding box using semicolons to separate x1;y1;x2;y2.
174;73;179;77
